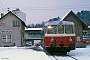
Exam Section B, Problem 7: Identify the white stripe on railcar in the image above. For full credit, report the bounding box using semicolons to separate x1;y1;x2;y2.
45;34;75;37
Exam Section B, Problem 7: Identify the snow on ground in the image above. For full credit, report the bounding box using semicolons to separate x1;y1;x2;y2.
0;45;90;60
0;46;50;60
49;55;75;60
49;45;90;60
67;48;90;60
86;45;90;48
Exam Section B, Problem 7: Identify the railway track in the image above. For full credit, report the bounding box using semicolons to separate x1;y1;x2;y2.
44;51;78;60
51;55;58;60
43;48;78;60
66;55;78;60
51;54;79;60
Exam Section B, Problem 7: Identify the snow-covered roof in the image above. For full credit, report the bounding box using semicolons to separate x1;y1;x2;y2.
25;28;43;30
12;9;26;23
0;10;26;26
45;21;74;26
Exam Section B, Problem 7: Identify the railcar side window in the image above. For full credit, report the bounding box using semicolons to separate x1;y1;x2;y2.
47;25;57;34
58;25;64;34
65;25;74;34
44;26;47;34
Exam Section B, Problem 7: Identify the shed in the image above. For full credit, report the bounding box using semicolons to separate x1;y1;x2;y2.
61;10;88;47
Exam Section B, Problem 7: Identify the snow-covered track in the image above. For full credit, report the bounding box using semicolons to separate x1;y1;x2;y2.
66;55;78;60
45;51;78;60
51;54;79;60
43;48;78;60
51;55;59;60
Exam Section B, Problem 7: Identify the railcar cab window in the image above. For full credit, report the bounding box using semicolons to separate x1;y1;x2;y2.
45;25;74;34
58;25;64;34
47;25;57;34
65;25;74;34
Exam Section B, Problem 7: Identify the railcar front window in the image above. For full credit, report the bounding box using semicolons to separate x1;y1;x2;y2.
65;25;74;34
47;25;57;34
58;25;64;34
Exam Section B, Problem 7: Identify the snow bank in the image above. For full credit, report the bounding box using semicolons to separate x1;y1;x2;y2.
0;47;50;60
86;45;90;48
67;48;90;60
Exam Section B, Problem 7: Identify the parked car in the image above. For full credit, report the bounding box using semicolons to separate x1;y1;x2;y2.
25;42;32;46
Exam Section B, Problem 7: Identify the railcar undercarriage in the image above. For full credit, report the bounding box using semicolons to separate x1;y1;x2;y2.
44;43;75;55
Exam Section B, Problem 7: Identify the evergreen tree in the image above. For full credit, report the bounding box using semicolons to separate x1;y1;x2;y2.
77;10;90;26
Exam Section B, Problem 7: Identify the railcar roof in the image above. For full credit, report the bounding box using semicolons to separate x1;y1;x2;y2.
25;28;43;30
45;21;74;26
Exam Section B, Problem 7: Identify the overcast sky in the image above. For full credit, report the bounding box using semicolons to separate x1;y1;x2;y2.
0;0;90;24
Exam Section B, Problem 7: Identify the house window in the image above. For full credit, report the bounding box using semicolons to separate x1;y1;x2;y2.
28;33;41;38
28;33;33;37
2;35;6;42
7;35;12;42
2;35;12;43
13;20;20;27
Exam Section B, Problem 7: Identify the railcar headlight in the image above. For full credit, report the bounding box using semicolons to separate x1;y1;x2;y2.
50;39;54;42
69;37;72;42
48;25;52;29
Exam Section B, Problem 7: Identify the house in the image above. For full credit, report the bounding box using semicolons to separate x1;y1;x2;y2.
0;9;26;47
60;10;88;47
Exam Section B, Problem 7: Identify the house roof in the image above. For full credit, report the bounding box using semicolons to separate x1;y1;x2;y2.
0;11;26;26
60;10;88;28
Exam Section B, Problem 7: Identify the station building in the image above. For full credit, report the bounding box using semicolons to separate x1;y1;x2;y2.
0;9;26;47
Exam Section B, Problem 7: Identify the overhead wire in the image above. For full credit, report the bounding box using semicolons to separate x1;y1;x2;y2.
21;6;90;11
0;1;89;12
0;1;7;12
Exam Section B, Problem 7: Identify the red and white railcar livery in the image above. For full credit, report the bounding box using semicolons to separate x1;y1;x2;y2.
43;21;76;54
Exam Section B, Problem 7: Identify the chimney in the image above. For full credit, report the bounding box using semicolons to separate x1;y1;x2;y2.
12;8;20;14
16;8;20;11
1;13;4;17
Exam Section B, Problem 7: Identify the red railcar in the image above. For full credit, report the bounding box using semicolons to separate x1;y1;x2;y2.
43;21;76;54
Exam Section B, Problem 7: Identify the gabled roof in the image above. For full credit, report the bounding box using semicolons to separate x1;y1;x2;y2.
60;10;72;21
0;11;26;26
60;10;88;28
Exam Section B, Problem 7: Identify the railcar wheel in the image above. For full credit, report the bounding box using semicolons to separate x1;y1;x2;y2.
60;52;67;55
70;43;75;50
63;52;67;55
